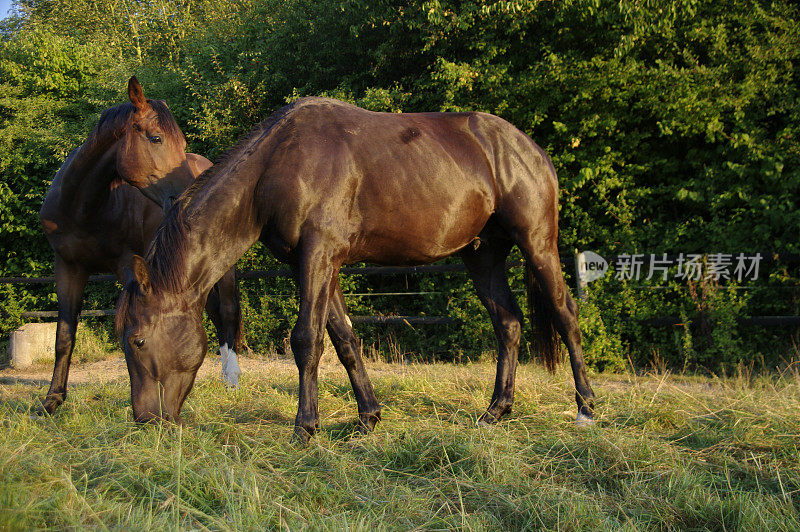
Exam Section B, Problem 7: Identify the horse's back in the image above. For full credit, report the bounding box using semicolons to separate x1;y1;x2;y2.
274;98;556;202
256;99;557;264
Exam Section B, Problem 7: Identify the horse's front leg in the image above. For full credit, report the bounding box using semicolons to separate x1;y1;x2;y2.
37;255;88;415
290;242;338;444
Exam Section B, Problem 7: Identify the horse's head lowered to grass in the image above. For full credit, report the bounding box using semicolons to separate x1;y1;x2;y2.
117;255;208;423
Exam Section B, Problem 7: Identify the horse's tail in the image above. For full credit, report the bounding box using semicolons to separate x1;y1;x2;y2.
525;262;562;373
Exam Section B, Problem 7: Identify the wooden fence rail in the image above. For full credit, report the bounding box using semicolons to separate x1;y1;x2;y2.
18;309;460;325
3;252;798;285
4;262;509;325
4;254;799;328
18;311;799;327
0;262;523;285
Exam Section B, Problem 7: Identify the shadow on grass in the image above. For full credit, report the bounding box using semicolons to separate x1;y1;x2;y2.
0;396;42;415
263;381;299;398
665;413;735;450
0;378;128;418
0;376;52;387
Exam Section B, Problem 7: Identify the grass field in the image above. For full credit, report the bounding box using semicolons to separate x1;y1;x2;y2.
1;351;799;530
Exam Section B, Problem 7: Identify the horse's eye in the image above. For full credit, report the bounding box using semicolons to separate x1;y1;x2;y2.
149;135;162;144
133;338;146;349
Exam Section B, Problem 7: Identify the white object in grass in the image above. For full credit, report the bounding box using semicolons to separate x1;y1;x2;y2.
220;343;241;388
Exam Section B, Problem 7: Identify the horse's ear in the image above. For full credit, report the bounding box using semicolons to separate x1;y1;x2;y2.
131;255;152;294
128;76;148;111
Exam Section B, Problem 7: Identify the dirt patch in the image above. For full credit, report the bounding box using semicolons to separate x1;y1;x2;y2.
0;351;409;388
1;352;765;396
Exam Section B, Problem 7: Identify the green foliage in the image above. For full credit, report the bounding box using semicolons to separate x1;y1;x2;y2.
0;18;130;343
577;295;627;373
71;320;120;364
1;0;798;370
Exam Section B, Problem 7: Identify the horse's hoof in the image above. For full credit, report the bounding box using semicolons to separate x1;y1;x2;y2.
356;411;381;434
291;427;313;447
575;411;596;427
31;403;56;421
355;420;376;435
33;398;60;417
477;411;500;426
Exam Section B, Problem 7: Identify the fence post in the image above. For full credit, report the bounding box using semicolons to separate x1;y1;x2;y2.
9;323;57;368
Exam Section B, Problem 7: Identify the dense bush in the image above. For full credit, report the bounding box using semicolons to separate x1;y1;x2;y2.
1;0;798;370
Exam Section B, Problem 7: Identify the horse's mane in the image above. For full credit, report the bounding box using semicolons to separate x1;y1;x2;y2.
141;100;300;296
177;100;301;210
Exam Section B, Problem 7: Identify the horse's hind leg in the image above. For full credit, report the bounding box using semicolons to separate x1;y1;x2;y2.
524;245;596;423
37;255;88;414
205;268;242;388
460;237;523;423
326;277;381;433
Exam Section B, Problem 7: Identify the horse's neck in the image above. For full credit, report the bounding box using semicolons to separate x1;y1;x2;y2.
169;166;265;303
153;121;282;302
144;153;211;212
57;137;120;221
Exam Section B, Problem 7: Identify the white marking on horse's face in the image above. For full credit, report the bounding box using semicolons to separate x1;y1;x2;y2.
345;315;352;328
219;343;242;388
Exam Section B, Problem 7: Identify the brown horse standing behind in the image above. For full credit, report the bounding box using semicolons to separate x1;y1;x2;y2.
117;97;596;442
37;78;243;415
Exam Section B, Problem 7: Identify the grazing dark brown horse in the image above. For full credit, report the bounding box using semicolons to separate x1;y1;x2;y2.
37;78;243;415
117;97;596;441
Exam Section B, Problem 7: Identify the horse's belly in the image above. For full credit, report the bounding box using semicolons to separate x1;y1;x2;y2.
46;215;145;273
352;233;478;265
50;233;115;270
349;192;493;265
